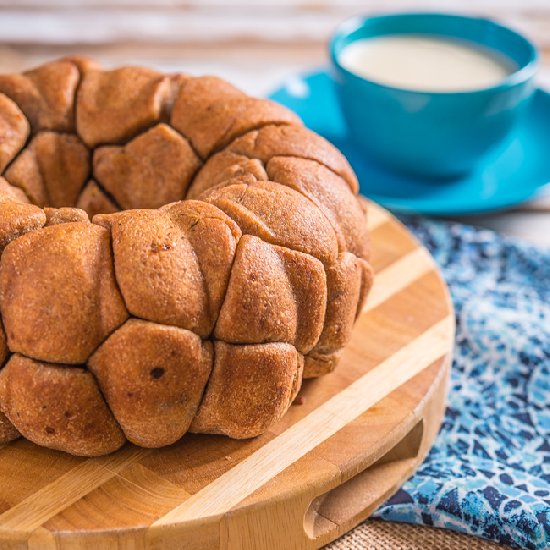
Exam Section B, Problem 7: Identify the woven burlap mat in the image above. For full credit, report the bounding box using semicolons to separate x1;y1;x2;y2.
327;520;512;549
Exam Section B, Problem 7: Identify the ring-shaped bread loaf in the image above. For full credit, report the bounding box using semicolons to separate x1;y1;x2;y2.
0;58;374;456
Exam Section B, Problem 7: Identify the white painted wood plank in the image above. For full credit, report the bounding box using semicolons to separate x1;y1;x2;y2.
455;211;550;246
1;0;549;8
0;9;547;46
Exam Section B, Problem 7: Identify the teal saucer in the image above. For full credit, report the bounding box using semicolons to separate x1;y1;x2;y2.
268;69;550;215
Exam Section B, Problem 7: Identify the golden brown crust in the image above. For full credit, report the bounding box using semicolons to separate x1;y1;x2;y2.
0;319;19;444
77;180;120;218
266;156;369;259
202;180;338;265
357;258;375;318
215;236;327;353
0;58;80;133
77;66;170;146
186;150;268;199
62;56;101;76
0;176;29;204
0;57;373;455
312;253;366;355
162;74;189;119
0;200;46;252
171;76;300;158
89;319;213;447
0;410;20;443
0;322;20;443
98;201;241;337
236;126;358;192
303;351;341;379
0;222;128;364
94;123;201;209
189;124;358;196
0;93;30;172
0;319;7;367
0;354;125;455
191;155;367;259
5;132;89;207
191;342;302;438
44;207;90;226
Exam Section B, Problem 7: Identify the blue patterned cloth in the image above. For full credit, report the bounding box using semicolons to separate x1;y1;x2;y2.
373;218;550;550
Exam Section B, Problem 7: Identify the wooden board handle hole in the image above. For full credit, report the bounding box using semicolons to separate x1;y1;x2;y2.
304;419;424;542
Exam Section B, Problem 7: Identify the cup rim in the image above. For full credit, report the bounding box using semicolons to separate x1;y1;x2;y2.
329;11;539;96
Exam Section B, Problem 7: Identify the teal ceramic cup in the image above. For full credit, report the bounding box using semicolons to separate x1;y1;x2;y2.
329;13;538;178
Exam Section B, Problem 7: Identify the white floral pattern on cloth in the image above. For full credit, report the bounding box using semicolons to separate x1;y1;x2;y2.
373;218;550;550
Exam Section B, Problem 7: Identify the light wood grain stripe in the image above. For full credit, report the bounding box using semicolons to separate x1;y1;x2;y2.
364;247;435;313
0;447;149;531
366;203;390;232
153;315;454;526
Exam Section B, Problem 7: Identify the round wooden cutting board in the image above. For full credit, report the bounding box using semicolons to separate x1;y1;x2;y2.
0;202;455;550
